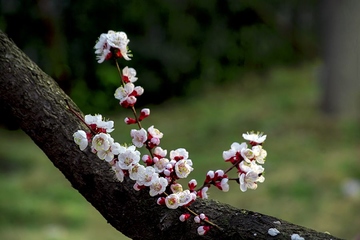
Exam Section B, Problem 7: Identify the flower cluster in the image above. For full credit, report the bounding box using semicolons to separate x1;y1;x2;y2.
94;30;131;63
223;132;267;192
72;30;268;236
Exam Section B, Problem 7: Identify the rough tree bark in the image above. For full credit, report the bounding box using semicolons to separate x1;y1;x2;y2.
0;29;342;240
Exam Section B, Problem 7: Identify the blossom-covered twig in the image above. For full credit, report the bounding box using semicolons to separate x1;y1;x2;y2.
72;30;268;236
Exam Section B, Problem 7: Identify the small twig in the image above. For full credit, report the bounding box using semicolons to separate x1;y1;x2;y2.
185;206;224;231
162;187;222;230
115;58;222;232
114;60;143;130
65;99;96;135
194;159;240;192
224;159;241;175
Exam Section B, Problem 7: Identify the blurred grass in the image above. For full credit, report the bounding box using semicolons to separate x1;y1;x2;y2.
1;62;360;239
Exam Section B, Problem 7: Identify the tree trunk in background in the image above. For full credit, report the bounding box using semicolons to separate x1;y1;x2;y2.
318;0;360;119
0;29;343;240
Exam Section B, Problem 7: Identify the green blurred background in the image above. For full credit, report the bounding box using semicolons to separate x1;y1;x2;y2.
1;1;360;239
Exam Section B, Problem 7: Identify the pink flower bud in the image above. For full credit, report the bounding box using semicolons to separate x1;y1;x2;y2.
179;213;191;222
165;176;172;183
124;117;137;124
197;187;209;199
188;179;197;190
142;155;153;166
164;169;171;176
131;86;144;97
157;197;165;205
170;183;183;193
147;137;160;149
199;213;208;221
133;182;143;191
194;215;201;223
166;163;173;169
205;170;214;183
122;75;130;83
220;178;229;192
150;137;160;145
152;157;159;163
139;108;150;121
214;169;224;180
197;226;210;236
120;96;137;108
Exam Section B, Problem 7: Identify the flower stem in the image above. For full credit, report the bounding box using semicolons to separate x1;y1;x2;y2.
163;189;222;230
113;59;222;231
194;159;242;193
185;207;223;231
114;60;143;130
65;99;96;135
224;159;241;175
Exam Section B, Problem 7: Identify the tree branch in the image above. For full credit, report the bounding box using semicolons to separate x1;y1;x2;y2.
0;29;343;240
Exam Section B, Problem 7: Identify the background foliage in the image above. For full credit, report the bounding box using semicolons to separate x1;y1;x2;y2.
0;0;317;113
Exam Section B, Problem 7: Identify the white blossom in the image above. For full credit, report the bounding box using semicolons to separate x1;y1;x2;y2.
137;166;157;186
112;164;125;182
239;171;259;192
241;148;255;163
153;157;169;173
153;146;167;158
178;190;195;206
170;148;189;161
165;193;180;209
129;163;146;181
92;133;112;152
223;142;247;161
73;130;88;151
106;30;131;60
252;145;267;164
148;125;163;138
170;183;183;193
239;161;265;192
149;177;168;196
97;142;124;162
114;83;134;101
94;34;110;63
84;114;114;133
84;114;102;125
242;131;267;144
110;142;126;155
96;119;114;133
122;66;138;83
130;128;147;148
174;159;193;178
117;145;140;170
